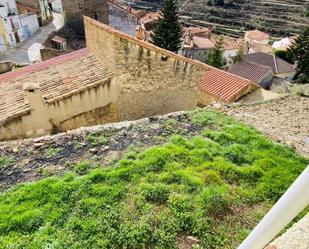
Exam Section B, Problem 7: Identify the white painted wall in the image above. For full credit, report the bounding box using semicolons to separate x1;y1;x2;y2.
20;13;39;39
223;49;238;59
51;0;63;13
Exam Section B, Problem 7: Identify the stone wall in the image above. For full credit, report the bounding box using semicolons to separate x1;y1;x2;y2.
108;2;137;37
61;0;108;24
0;78;118;141
84;16;209;121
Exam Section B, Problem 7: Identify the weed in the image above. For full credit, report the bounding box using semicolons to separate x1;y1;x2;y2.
0;110;307;249
86;133;109;146
45;147;62;159
0;156;14;169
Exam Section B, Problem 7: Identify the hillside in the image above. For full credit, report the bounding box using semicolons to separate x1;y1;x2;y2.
124;0;309;37
0;108;308;248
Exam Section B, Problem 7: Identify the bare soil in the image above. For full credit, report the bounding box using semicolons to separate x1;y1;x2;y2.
227;96;309;157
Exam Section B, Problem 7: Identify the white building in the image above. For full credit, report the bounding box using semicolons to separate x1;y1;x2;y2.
48;0;63;13
0;0;39;52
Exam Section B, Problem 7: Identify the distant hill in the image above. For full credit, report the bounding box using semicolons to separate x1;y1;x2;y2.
124;0;309;37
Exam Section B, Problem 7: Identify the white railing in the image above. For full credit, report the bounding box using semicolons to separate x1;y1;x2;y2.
238;165;309;249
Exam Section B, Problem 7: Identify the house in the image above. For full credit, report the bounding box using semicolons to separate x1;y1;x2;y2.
245;29;270;45
199;68;258;105
136;11;160;41
108;1;143;37
48;0;63;13
180;34;214;62
16;0;52;26
210;35;245;59
248;43;273;54
0;0;23;51
0;16;258;141
244;52;296;80
180;28;245;63
272;37;296;51
50;35;66;50
17;3;40;39
228;61;274;89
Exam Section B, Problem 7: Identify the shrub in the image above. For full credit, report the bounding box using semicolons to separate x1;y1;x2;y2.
196;185;231;217
139;183;170;203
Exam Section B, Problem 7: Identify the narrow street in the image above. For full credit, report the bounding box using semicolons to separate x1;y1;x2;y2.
0;12;64;65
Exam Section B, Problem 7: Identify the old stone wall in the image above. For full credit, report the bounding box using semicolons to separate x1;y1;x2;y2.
108;2;137;37
84;16;208;121
0;78;118;141
61;0;108;24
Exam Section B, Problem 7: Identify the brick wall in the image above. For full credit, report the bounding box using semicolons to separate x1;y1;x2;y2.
84;16;209;121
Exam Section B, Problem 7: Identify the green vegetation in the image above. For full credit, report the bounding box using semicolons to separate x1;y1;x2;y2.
0;110;307;248
207;35;226;69
45;147;62;159
0;156;14;169
287;26;309;83
274;49;292;63
86;133;109;146
152;0;183;52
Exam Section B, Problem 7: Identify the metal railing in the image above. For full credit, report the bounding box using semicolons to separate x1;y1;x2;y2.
238;165;309;249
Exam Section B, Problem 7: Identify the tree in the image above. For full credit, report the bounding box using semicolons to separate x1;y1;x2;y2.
207;35;225;69
234;47;244;63
287;26;309;83
304;5;309;17
152;0;183;53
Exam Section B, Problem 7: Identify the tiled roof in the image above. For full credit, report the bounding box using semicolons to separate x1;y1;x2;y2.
210;35;244;51
201;68;258;102
228;61;273;83
246;29;269;41
249;43;273;54
51;35;66;44
140;12;160;24
183;27;209;37
193;36;214;49
244;52;295;74
0;49;113;123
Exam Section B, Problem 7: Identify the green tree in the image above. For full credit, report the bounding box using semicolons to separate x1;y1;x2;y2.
234;47;244;63
287;26;309;83
152;0;183;53
304;6;309;17
207;35;225;69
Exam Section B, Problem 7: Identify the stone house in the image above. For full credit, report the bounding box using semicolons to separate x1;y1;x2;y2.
180;28;245;63
60;0;143;37
0;16;258;141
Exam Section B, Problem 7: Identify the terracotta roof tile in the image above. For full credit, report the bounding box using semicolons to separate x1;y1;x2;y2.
0;49;113;123
246;29;270;41
228;61;273;83
201;68;258;102
193;36;214;49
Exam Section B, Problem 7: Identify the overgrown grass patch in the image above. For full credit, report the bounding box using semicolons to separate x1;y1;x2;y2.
0;110;307;248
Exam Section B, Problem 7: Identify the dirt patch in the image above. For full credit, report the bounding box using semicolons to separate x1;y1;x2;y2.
0;112;203;189
228;96;309;157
